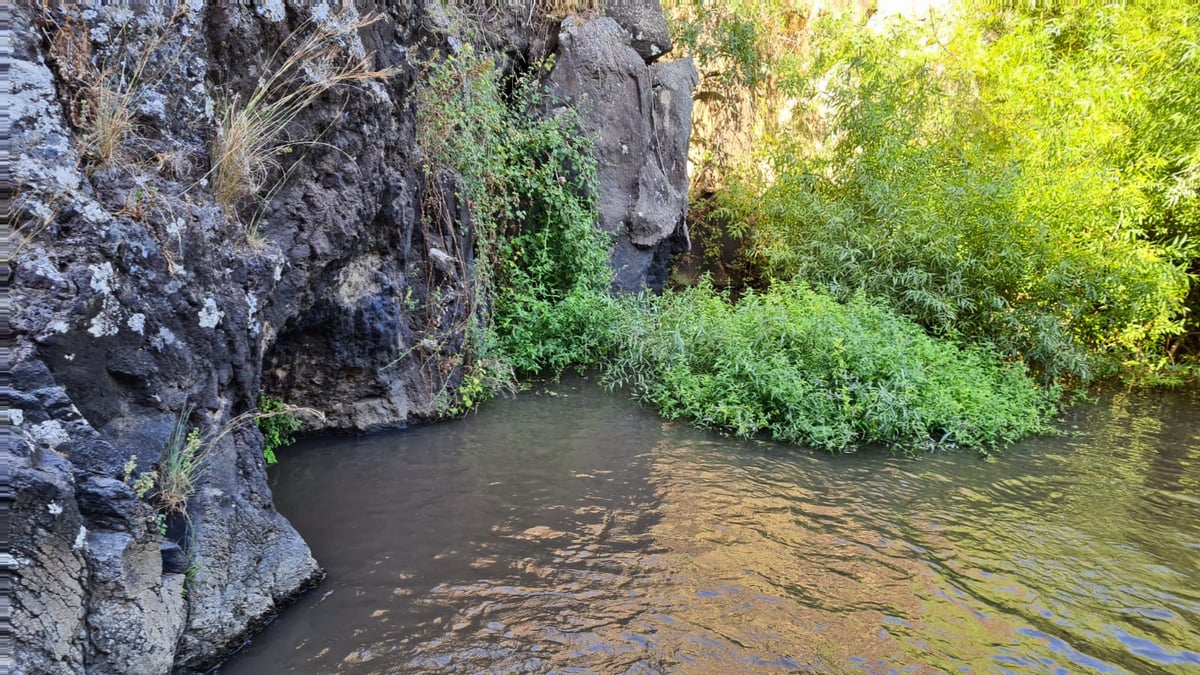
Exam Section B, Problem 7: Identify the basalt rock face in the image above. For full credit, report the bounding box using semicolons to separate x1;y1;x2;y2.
547;15;697;291
9;1;694;672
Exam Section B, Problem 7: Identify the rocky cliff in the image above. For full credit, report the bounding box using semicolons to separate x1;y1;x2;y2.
7;0;694;672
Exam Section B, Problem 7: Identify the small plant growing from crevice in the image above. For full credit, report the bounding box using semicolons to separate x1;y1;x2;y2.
209;12;399;223
157;410;207;516
123;454;157;498
121;410;205;520
256;395;304;465
182;563;200;598
120;402;323;529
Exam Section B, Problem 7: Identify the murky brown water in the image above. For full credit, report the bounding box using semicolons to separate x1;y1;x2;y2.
220;379;1200;673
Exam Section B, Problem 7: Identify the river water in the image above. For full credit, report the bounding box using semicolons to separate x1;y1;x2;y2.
221;379;1200;673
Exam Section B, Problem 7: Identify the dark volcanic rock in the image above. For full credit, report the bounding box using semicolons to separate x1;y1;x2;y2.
606;0;674;62
159;542;188;575
10;0;694;671
75;476;144;532
547;15;697;292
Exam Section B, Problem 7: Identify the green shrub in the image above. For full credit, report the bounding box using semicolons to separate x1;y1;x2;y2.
604;280;1057;453
256;395;303;465
415;48;614;383
733;11;1191;380
411;21;1068;454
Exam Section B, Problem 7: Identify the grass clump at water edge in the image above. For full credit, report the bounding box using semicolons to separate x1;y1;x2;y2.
601;281;1058;454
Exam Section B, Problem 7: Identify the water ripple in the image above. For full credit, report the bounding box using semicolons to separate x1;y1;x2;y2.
221;383;1200;674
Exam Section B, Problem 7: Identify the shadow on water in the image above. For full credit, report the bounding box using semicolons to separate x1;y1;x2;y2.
220;380;1200;673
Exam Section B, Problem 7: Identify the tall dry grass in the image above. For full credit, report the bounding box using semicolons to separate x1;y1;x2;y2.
210;13;398;217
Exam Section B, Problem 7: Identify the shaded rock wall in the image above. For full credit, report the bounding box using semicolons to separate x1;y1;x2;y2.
8;0;694;672
547;14;697;291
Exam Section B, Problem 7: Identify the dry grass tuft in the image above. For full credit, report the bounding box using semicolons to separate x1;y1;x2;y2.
155;404;324;516
157;409;206;516
210;13;399;216
538;0;603;20
37;3;186;166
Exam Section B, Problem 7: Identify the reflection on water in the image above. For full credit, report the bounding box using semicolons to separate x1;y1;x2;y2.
220;381;1200;673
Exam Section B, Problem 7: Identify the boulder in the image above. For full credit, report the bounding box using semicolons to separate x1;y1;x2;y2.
547;16;698;291
606;0;674;62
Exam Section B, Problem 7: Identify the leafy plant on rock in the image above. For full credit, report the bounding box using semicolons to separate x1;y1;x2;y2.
256;395;304;465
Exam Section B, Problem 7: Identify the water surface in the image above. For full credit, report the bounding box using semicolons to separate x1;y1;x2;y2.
221;380;1200;673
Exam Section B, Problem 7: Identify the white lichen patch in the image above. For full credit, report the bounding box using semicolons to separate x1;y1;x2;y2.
166;216;186;241
202;91;215;121
11;61;71;154
91;22;110;43
50;165;82;194
151;326;180;352
127;313;146;335
87;293;124;337
89;262;116;294
88;296;123;338
245;292;259;317
198;297;224;328
80;199;113;224
48;502;64;516
46;320;69;335
73;526;88;551
10;409;24;426
103;6;135;27
139;91;167;122
25;198;55;222
256;0;286;22
29;420;70;449
23;249;65;283
88;314;120;338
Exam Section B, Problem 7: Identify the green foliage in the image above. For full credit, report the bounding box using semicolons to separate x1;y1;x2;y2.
415;48;614;383
122;454;156;499
182;564;199;598
668;0;774;92
730;9;1193;380
604;280;1057;453
256;395;303;465
663;0;809;188
410;17;1070;454
158;411;207;516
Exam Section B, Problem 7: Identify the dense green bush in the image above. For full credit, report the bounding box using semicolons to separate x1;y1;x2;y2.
604;281;1056;453
415;48;616;389
729;9;1193;380
413;26;1065;453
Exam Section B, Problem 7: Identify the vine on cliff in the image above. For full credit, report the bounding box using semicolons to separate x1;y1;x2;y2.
414;46;613;414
